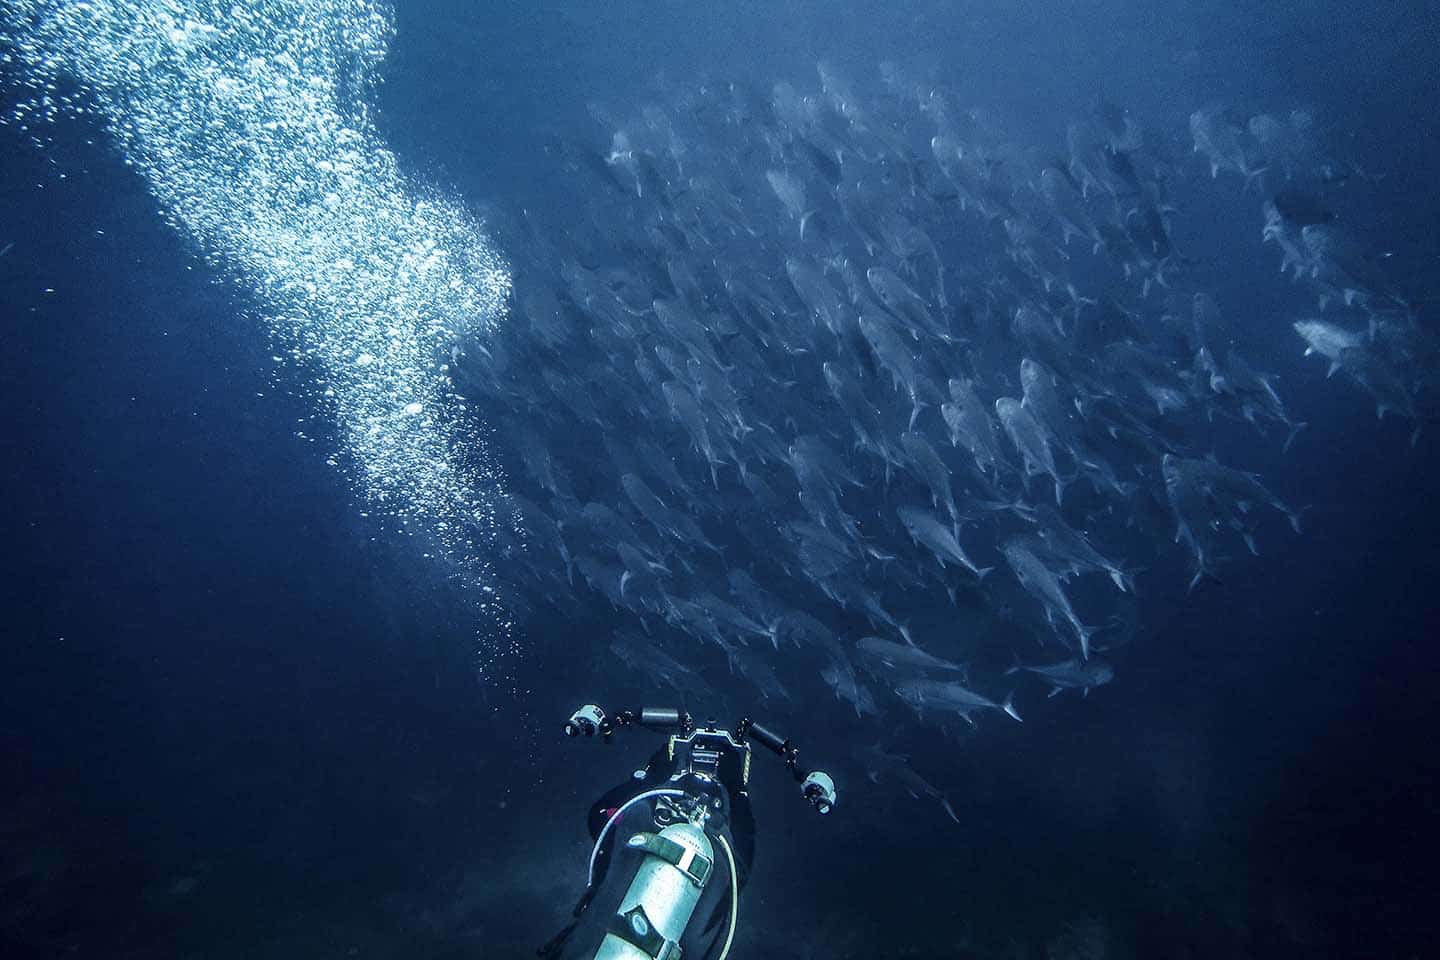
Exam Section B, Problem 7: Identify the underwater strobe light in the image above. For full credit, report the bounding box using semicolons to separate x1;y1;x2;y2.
802;770;837;814
566;704;607;738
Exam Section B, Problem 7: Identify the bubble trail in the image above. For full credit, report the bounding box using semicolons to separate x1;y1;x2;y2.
1;1;517;650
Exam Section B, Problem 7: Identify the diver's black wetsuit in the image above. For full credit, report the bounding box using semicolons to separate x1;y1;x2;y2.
539;748;755;960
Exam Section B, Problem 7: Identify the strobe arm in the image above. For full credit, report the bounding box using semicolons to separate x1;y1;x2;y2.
563;704;695;740
636;707;687;729
737;718;838;815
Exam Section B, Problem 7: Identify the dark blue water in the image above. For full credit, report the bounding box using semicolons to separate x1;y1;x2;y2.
4;2;1439;957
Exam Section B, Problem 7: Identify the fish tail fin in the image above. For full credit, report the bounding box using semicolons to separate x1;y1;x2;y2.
765;619;782;651
1186;557;1223;594
1002;691;1023;723
940;795;961;824
1282;420;1308;452
1288;505;1310;534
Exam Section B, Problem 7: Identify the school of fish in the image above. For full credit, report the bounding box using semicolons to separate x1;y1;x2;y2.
445;69;1439;818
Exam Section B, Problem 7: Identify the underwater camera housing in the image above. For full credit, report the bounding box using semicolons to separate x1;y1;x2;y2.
560;704;837;960
667;721;751;797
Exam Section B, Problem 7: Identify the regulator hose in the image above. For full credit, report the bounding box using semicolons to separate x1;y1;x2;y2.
586;788;687;889
715;833;739;960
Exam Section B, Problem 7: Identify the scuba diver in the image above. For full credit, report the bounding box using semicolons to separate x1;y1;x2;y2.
539;705;836;960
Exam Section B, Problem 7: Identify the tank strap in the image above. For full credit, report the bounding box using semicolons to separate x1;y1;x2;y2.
607;903;683;960
626;832;713;887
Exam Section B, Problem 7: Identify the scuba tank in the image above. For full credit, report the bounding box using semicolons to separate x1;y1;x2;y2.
596;819;714;960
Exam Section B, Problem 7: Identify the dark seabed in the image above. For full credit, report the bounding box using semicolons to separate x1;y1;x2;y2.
3;2;1439;958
